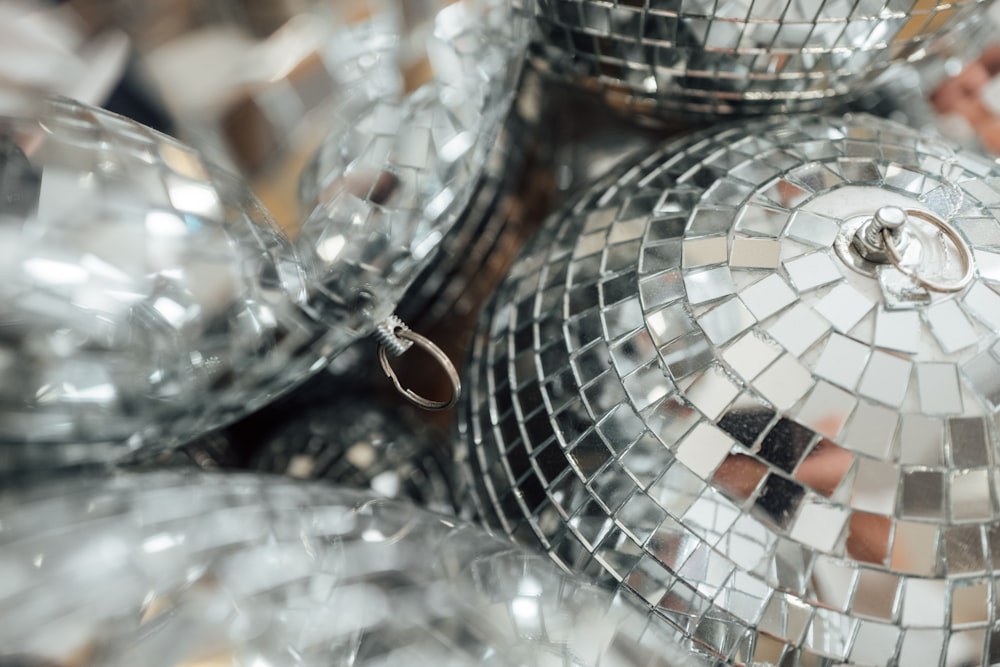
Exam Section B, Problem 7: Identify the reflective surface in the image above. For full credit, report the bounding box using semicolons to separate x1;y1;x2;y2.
158;358;460;514
523;0;987;115
295;0;528;344
461;113;1000;665
0;97;325;474
0;472;705;667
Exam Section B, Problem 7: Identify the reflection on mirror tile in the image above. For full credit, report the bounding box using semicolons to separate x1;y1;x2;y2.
950;470;992;522
722;331;783;381
684;265;736;304
795;381;856;440
735;202;789;236
683;236;728;268
698;297;756;345
873;308;921;355
766;304;831;356
730;237;781;269
784;251;843;292
842;400;898;460
753;353;815;411
899;414;945;466
924;301;978;353
901;470;945;520
786;210;841;248
948;417;990;469
813;284;874;333
916;363;964;416
739;274;797;321
814;333;871;391
858;351;911;408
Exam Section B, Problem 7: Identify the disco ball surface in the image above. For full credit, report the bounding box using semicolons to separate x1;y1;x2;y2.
0;97;325;473
296;0;528;338
0;472;704;667
461;113;1000;665
523;0;988;115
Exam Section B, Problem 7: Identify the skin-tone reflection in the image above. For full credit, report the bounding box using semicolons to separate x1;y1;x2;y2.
932;44;1000;154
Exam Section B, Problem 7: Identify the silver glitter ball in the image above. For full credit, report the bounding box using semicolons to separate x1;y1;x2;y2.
165;361;460;514
523;0;988;116
0;472;704;667
297;0;528;339
0;97;324;473
460;113;1000;665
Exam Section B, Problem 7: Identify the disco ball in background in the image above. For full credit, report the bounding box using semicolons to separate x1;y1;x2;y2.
0;2;526;475
523;0;988;116
461;113;1000;664
848;3;1000;153
0;98;325;475
157;355;460;514
395;93;530;331
294;0;527;350
0;472;706;667
111;0;452;225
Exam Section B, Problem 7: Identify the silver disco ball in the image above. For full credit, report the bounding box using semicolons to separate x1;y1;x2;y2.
0;97;322;473
0;1;527;473
523;0;988;116
460;113;1000;665
158;360;460;514
0;472;705;667
295;0;528;346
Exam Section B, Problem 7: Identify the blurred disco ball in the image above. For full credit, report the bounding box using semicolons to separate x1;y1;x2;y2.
110;0;527;229
0;97;326;474
293;0;528;345
522;0;988;116
0;1;526;474
460;113;1000;664
157;358;460;514
396;94;529;330
0;472;706;667
848;3;1000;152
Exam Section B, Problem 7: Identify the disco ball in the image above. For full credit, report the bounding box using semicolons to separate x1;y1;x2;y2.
0;472;705;667
523;0;988;116
296;0;528;344
460;113;1000;665
162;361;460;514
0;97;324;474
0;1;527;472
396;95;529;330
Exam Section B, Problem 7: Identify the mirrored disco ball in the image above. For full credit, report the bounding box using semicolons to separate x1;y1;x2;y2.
159;359;460;514
111;0;463;223
396;92;529;330
0;97;335;474
296;0;528;342
848;3;1000;152
460;113;1000;664
523;0;988;116
0;472;705;667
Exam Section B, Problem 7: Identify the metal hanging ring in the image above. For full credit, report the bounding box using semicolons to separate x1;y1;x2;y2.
880;208;974;294
377;328;461;411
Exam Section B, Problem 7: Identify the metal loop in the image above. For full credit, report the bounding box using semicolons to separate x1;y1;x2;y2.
880;208;974;294
377;327;461;411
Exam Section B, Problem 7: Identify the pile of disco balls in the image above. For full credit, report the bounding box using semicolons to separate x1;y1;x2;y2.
4;0;1000;665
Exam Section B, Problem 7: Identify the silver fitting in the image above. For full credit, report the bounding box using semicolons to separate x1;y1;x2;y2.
851;205;910;264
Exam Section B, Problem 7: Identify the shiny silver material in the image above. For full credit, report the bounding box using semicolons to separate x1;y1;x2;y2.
460;113;1000;665
0;472;705;667
296;0;528;347
0;0;526;472
851;205;912;263
522;0;987;116
0;98;322;473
